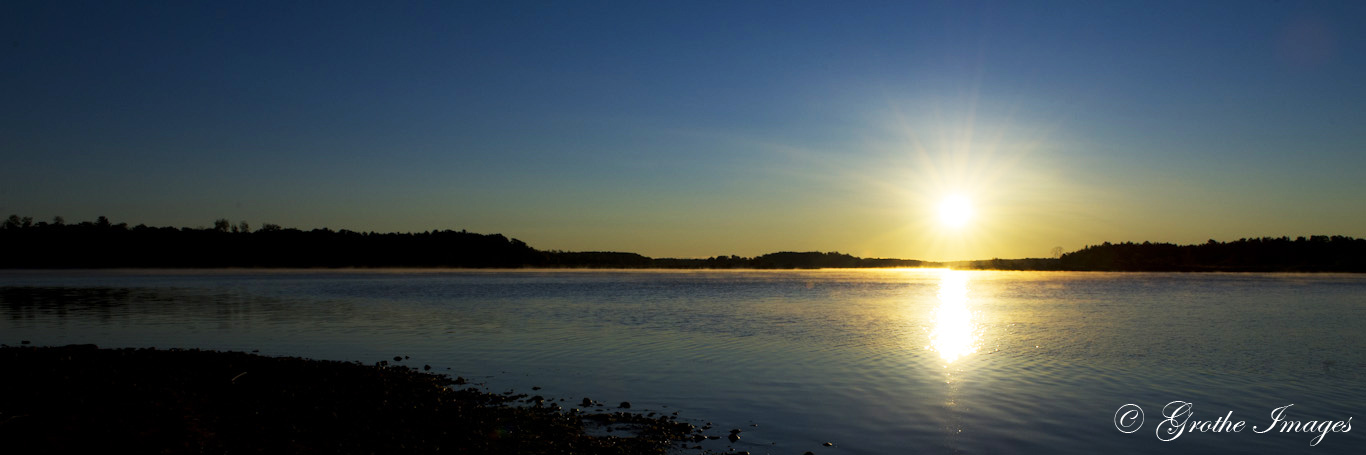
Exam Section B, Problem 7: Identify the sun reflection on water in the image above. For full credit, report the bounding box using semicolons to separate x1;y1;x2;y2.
929;269;981;364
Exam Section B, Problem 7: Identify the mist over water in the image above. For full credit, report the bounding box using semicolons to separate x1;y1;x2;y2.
3;269;1364;454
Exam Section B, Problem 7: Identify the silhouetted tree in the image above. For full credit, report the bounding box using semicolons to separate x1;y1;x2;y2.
1058;236;1366;272
6;214;1362;271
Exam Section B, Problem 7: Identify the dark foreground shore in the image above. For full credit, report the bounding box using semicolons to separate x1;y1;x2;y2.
0;345;712;454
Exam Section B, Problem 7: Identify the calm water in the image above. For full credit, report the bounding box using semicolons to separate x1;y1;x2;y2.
3;269;1364;454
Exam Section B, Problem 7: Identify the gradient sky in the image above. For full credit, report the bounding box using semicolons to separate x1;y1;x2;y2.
3;1;1365;261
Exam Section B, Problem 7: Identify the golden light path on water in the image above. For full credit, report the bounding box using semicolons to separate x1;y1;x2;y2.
929;269;981;364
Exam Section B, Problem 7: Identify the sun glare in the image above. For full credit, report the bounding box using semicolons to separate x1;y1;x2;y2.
929;269;980;363
937;195;973;229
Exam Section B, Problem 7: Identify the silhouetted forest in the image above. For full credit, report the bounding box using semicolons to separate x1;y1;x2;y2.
0;215;925;269
949;258;1066;271
1055;236;1366;272
0;215;542;268
3;215;1363;271
945;237;1366;272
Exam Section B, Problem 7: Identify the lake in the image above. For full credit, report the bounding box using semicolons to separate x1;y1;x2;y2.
2;269;1364;454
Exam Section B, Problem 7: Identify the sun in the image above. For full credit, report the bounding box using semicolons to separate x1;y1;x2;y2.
937;195;973;229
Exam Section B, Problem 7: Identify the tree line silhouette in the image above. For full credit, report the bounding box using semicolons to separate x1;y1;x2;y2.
3;215;1362;271
0;215;925;269
1;215;541;268
1054;236;1366;272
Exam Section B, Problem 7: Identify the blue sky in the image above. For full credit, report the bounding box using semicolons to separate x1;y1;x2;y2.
3;1;1365;260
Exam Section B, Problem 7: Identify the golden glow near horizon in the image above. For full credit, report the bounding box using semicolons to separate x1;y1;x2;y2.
854;96;1089;262
929;269;980;363
937;195;974;229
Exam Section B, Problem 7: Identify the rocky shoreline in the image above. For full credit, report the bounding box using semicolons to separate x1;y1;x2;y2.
0;345;720;454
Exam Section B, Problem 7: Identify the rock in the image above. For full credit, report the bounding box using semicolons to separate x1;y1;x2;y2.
728;433;740;442
581;397;593;407
823;442;834;446
0;345;703;455
805;452;815;455
422;364;431;371
393;356;402;362
20;340;30;345
619;401;631;409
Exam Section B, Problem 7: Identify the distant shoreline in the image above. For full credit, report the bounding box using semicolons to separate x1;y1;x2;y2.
4;216;1364;272
4;263;1365;274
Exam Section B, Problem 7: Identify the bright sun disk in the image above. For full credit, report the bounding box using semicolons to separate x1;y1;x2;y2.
938;195;973;228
